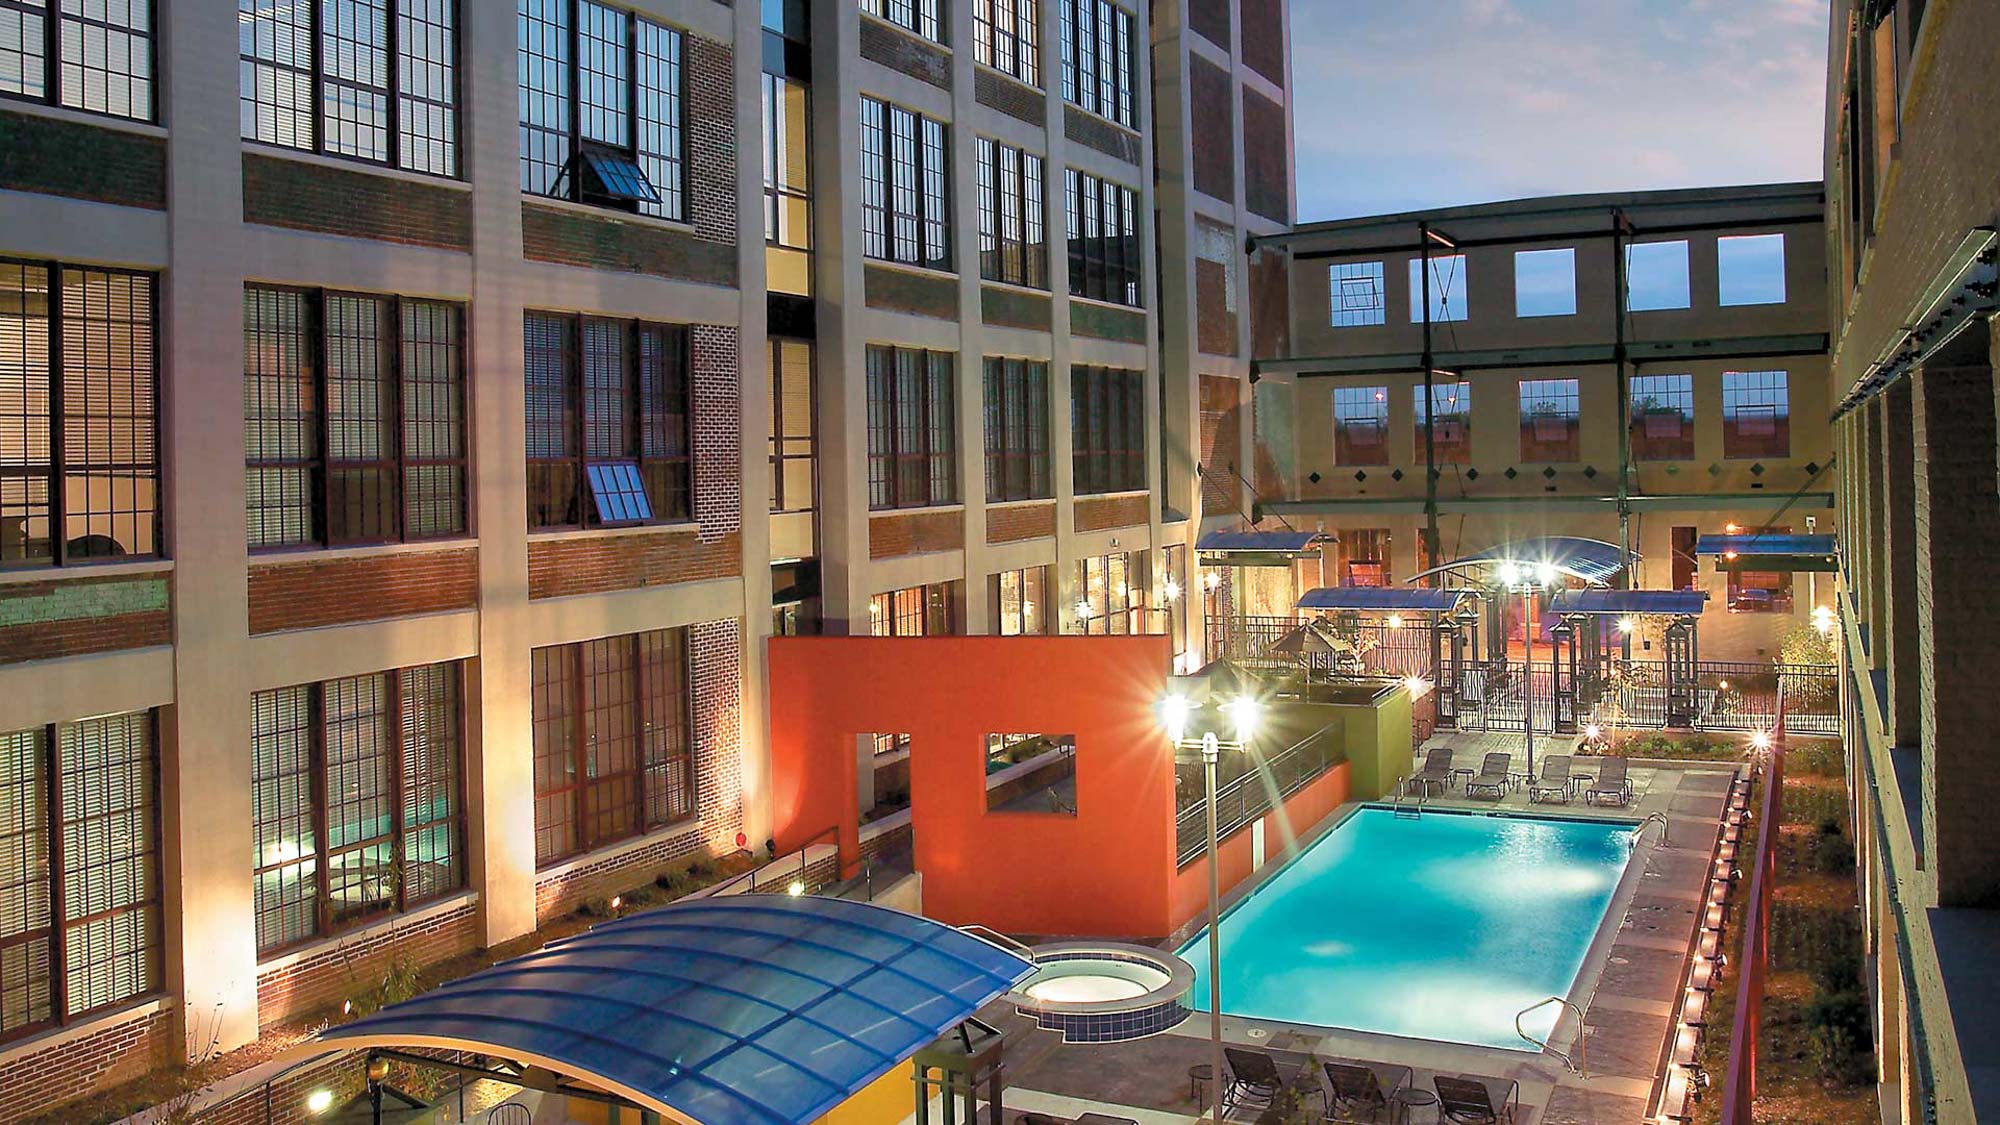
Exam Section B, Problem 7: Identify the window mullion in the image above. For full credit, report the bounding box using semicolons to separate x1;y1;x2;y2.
628;636;645;831
388;298;407;542
47;265;65;567
310;0;325;156
43;723;67;1023
570;316;588;526
570;643;588;852
386;0;403;168
566;0;584;197
313;294;333;546
309;685;332;940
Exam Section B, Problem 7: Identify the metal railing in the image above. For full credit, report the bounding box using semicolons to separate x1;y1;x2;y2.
1516;995;1589;1076
701;823;841;898
1175;724;1342;866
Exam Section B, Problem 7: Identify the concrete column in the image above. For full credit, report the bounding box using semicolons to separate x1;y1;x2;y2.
1864;396;1889;667
159;3;260;1055
1880;381;1921;748
734;0;776;852
1912;354;2000;904
811;0;867;634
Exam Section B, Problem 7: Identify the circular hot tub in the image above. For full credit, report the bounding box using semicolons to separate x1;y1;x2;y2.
1005;943;1195;1043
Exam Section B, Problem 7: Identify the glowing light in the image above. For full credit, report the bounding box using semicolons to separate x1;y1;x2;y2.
1718;680;1730;691
1725;522;1740;534
1496;562;1521;585
787;880;805;896
341;999;353;1016
868;600;881;615
1536;562;1557;585
1617;615;1636;634
1223;696;1261;742
306;1090;335;1116
1402;676;1431;699
1385;613;1404;630
1074;598;1094;620
1723;550;1738;561
1750;731;1771;751
1204;570;1222;591
1163;578;1181;602
609;895;622;911
1160;694;1194;744
1584;723;1601;741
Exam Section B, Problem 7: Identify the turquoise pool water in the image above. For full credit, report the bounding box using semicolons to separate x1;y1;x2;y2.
1179;806;1634;1050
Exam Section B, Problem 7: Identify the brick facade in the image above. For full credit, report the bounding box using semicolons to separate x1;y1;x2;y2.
975;69;1044;126
870;509;967;558
247;548;478;635
0;572;170;665
1201;373;1243;511
982;284;1052;330
1188;56;1234;201
866;264;960;319
860;17;952;89
986;501;1057;543
1069;299;1147;343
690;326;745;538
1063;107;1143;166
521;203;738;285
1240;0;1285;87
241;154;472;249
1249;245;1291;360
529;529;743;599
191;1053;364;1125
254;900;480;1031
1195;217;1238;357
0;109;165;209
685;36;740;247
1189;0;1230;50
1243;88;1289;223
1073;492;1150;533
0;1004;173;1123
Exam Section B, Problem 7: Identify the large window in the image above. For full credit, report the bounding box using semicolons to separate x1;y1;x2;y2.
1163;544;1188;657
866;344;957;510
518;0;684;219
994;566;1048;635
1074;551;1135;634
861;0;943;43
0;712;159;1042
524;311;692;531
1630;373;1694;461
762;71;811;296
860;96;952;271
1514;248;1576;318
240;0;458;176
1518;378;1580;462
0;0;153;120
1722;370;1790;459
769;338;814;515
870;583;956;636
531;630;692;867
977;138;1047;289
1071;364;1144;494
1625;240;1691;311
1329;261;1385;327
1414;381;1471;465
1056;0;1134;127
252;665;464;955
244;288;466;550
1718;234;1786;306
1;262;158;567
1408;255;1467;323
983;358;1050;503
973;0;1039;86
1064;169;1140;306
1333;385;1388;466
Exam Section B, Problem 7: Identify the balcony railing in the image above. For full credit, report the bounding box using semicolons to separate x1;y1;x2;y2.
1175;724;1343;867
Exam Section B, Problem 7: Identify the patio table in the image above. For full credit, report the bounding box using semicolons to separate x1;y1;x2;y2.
1451;767;1475;790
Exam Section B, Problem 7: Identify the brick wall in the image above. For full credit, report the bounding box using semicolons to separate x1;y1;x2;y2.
982;284;1052;330
1189;0;1230;50
987;501;1057;543
242;154;471;250
0;572;170;665
870;509;966;558
1188;56;1234;201
860;17;952;89
975;69;1044;126
1201;373;1242;511
1249;245;1291;360
528;529;742;599
0;1004;173;1123
255;901;479;1031
1069;299;1147;343
520;203;738;285
866;264;960;319
1240;0;1285;87
0;109;164;209
1243;88;1288;223
1063;107;1143;165
690;326;744;538
1073;493;1150;533
247;548;478;634
193;1053;364;1125
1195;217;1238;357
685;36;739;246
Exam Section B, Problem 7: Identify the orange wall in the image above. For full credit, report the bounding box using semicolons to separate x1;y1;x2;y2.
1167;761;1351;934
768;635;1178;937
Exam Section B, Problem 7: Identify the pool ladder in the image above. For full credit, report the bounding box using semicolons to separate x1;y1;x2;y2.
1515;995;1589;1077
1629;811;1670;852
1389;774;1426;819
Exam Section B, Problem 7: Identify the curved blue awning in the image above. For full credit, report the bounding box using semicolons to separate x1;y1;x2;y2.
1404;536;1633;587
299;896;1032;1125
1694;533;1836;557
1195;529;1328;553
1297;586;1469;612
1549;589;1707;616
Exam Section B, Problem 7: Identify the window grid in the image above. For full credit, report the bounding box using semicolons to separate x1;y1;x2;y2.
973;0;1039;86
250;664;465;955
1414;381;1471;465
244;287;467;550
1;260;160;569
1065;170;1140;306
530;630;693;868
524;311;693;531
983;357;1050;503
861;0;943;44
860;97;952;271
1518;377;1581;463
1630;373;1695;461
866;344;957;510
1071;365;1144;494
977;139;1048;289
518;0;686;219
1056;0;1132;126
769;338;815;514
995;565;1048;636
0;0;152;121
1333;385;1388;466
1075;552;1133;635
1329;261;1386;327
240;0;458;175
1721;370;1790;459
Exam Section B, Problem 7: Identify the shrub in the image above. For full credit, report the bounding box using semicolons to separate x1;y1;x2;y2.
1806;988;1873;1086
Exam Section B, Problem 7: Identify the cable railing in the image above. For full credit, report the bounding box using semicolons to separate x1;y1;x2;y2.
1175;724;1343;866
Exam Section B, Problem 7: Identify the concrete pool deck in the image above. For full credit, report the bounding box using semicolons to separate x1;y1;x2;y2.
961;744;1739;1124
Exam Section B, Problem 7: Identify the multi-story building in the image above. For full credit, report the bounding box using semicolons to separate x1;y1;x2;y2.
0;0;1290;1118
1822;1;2000;1121
1235;184;1837;660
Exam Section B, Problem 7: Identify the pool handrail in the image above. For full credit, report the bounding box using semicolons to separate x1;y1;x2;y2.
958;924;1037;958
1514;995;1589;1077
1630;810;1671;850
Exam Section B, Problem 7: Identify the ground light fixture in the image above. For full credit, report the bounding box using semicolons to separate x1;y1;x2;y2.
305;1089;335;1115
1161;692;1260;1121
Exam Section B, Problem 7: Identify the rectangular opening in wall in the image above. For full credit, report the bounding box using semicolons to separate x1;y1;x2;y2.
1629;373;1694;461
1717;233;1786;306
1329;261;1385;327
866;733;913;822
1333;385;1390;466
1514;248;1576;318
984;733;1076;813
1624;240;1690;311
1721;370;1790;459
1408;255;1468;322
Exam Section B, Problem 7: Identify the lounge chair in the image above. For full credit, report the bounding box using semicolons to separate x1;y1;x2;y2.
1464;752;1511;799
1527;755;1572;804
1223;1047;1306;1114
1434;1075;1517;1124
1585;756;1632;806
1321;1061;1396;1124
1414;748;1456;795
1016;1115;1063;1125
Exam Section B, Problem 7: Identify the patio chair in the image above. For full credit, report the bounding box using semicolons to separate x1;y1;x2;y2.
1222;1047;1288;1114
1464;752;1511;800
1433;1075;1517;1124
1527;755;1572;804
1320;1061;1394;1124
1585;756;1632;806
1015;1116;1063;1125
1414;748;1456;795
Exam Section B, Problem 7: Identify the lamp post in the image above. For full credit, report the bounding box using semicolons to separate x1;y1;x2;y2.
1162;693;1259;1122
1496;561;1560;779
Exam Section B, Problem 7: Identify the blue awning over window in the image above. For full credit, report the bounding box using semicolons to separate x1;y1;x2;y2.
1297;586;1468;612
1196;529;1328;553
1694;534;1836;557
1405;536;1632;587
299;896;1033;1125
1548;589;1708;616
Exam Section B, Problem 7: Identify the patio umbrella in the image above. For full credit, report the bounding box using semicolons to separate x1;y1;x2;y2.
1268;620;1357;656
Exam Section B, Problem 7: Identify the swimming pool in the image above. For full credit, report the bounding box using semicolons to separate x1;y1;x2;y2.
1179;806;1635;1050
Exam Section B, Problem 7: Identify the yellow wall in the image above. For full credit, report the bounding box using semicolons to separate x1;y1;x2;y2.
814;1064;917;1125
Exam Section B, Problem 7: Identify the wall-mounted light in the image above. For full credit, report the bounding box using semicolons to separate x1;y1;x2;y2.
306;1090;335;1116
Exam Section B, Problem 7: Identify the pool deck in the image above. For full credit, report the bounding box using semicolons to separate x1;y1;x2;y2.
951;742;1738;1125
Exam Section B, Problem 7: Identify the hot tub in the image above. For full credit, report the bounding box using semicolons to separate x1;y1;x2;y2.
1004;943;1194;1043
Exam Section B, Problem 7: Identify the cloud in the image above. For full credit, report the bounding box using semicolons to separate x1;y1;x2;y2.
1291;0;1831;220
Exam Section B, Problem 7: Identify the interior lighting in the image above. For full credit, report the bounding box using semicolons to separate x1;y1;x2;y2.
1204;570;1222;591
1163;578;1181;602
1075;598;1094;620
1725;522;1740;534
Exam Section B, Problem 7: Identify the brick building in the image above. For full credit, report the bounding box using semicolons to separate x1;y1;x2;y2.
0;0;1291;1118
1822;1;2000;1121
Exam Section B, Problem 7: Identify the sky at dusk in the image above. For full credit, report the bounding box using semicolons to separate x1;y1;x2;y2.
1290;0;1832;222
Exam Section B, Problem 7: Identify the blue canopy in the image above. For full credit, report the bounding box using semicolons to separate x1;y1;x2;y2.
1549;589;1707;616
1297;586;1469;612
302;895;1032;1125
1196;529;1327;553
1694;533;1837;557
1405;536;1632;587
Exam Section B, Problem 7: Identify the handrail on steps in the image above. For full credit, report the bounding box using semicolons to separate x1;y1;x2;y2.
703;823;842;898
1630;811;1670;851
1516;995;1589;1077
958;924;1037;959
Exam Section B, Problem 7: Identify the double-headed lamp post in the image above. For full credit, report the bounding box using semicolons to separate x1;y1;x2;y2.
1495;560;1560;780
1162;692;1260;1121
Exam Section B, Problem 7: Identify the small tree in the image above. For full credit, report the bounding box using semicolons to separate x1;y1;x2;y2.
1779;624;1836;668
